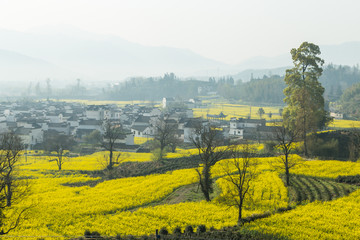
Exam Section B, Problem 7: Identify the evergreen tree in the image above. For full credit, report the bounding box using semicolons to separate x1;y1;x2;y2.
283;42;331;156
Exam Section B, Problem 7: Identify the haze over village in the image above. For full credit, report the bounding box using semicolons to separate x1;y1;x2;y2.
0;1;360;239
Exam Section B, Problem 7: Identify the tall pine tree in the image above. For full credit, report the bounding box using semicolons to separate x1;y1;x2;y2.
283;42;331;156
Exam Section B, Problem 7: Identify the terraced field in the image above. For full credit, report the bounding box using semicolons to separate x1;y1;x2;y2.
288;175;357;203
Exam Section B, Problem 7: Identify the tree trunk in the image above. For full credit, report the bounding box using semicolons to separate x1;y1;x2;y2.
285;167;290;186
6;180;12;207
303;131;308;157
203;165;212;201
303;113;308;157
285;154;290;186
237;199;244;225
203;189;210;202
159;148;164;161
58;156;62;171
199;177;210;201
109;148;113;169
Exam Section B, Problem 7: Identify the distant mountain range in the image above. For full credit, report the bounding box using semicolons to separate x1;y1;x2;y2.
0;27;228;85
0;26;359;85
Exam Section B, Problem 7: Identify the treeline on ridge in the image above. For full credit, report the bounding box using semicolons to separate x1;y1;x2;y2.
104;64;360;106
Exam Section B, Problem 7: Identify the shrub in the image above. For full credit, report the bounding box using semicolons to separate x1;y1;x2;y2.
127;235;135;240
184;225;193;234
159;227;168;235
84;230;102;239
263;141;277;155
84;230;91;237
196;225;206;233
151;148;167;161
172;226;182;235
336;174;360;185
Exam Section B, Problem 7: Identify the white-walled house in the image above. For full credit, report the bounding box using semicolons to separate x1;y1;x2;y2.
14;127;43;147
330;112;344;119
86;105;111;120
67;115;80;127
229;118;266;137
229;128;244;137
132;115;151;126
230;117;266;129
131;125;154;138
45;113;64;123
183;118;209;143
103;131;135;146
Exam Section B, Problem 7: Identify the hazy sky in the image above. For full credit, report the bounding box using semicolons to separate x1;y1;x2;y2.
0;0;359;64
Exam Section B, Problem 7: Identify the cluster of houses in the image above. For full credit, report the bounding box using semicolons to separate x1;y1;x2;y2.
0;99;276;151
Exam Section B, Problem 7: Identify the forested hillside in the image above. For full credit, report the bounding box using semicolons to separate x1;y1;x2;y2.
218;64;360;105
106;73;210;101
97;64;360;107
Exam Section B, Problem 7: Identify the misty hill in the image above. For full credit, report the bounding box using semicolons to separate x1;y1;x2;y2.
232;67;289;82
0;49;78;89
237;42;360;72
0;27;228;83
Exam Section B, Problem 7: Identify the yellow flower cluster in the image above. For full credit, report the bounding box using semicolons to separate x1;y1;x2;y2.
215;171;288;211
134;136;152;145
329;119;360;128
293;159;360;179
246;189;360;240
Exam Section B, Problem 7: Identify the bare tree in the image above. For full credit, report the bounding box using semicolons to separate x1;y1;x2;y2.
0;132;30;234
153;116;179;160
218;143;259;225
272;125;301;186
191;122;228;201
100;121;125;170
0;132;23;207
44;131;75;171
99;152;129;168
98;151;129;179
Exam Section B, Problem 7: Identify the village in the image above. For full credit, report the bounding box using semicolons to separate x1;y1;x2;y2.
0;98;276;152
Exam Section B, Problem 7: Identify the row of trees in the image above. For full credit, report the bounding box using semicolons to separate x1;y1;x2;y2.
44;120;127;171
190;42;330;225
189;123;300;225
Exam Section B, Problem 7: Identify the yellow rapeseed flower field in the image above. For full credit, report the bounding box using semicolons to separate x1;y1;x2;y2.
5;152;292;237
4;147;360;238
193;103;282;121
328;119;360;129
